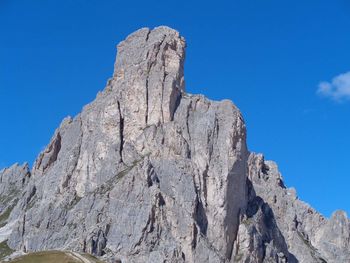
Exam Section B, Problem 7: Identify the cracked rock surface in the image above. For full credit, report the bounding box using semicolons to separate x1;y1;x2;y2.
0;164;30;233
1;26;349;263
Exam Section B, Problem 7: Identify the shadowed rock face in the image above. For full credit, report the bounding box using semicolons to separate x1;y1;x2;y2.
0;26;349;263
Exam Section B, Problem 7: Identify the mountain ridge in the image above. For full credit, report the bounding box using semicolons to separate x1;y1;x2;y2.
0;26;349;263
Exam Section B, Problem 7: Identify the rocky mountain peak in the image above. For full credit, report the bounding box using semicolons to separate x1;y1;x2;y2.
110;26;185;135
0;27;349;263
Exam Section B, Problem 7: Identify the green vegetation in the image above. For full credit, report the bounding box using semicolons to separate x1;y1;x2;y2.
296;231;328;263
233;253;244;262
241;218;253;226
96;158;143;195
297;230;316;252
65;195;83;211
0;200;18;228
0;240;15;260
0;208;12;228
80;253;105;263
7;251;104;263
0;188;20;204
25;197;36;211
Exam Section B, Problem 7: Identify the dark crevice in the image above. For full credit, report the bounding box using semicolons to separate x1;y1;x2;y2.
144;48;150;126
25;185;36;206
145;29;151;42
145;77;149;125
192;222;198;249
194;197;208;236
158;193;165;206
91;229;107;256
169;83;182;121
244;178;299;263
185;101;192;158
158;37;167;123
22;214;26;238
191;158;209;244
133;204;156;249
202;164;209;206
21;176;26;186
117;101;124;162
146;164;159;188
160;71;167;123
261;163;269;175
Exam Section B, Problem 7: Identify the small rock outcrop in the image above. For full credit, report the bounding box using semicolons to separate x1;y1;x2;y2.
0;26;349;263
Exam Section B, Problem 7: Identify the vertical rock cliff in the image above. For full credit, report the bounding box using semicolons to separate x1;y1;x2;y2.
0;26;349;263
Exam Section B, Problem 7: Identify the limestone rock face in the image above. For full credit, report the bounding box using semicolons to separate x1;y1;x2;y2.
0;26;349;263
0;164;30;232
314;210;350;262
245;153;350;263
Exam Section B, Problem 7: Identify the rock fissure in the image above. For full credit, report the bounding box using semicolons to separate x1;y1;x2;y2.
117;100;124;162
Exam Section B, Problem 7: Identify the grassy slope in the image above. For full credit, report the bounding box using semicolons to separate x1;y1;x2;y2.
6;251;104;263
0;241;15;260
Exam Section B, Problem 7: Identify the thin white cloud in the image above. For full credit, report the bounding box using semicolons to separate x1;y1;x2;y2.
317;71;350;101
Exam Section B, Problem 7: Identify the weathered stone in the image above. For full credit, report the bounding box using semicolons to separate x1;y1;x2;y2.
245;153;350;263
0;163;30;249
0;26;349;263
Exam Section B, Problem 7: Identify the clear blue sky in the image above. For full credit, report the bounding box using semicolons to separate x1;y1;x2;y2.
1;0;350;217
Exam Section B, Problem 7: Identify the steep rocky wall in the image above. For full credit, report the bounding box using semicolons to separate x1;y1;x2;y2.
0;26;349;263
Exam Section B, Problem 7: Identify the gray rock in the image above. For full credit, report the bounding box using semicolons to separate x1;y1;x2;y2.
0;163;30;228
0;163;30;217
0;26;349;263
0;163;30;255
245;153;350;263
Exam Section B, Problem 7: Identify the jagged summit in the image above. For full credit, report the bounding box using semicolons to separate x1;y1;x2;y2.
0;27;349;263
112;26;185;128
